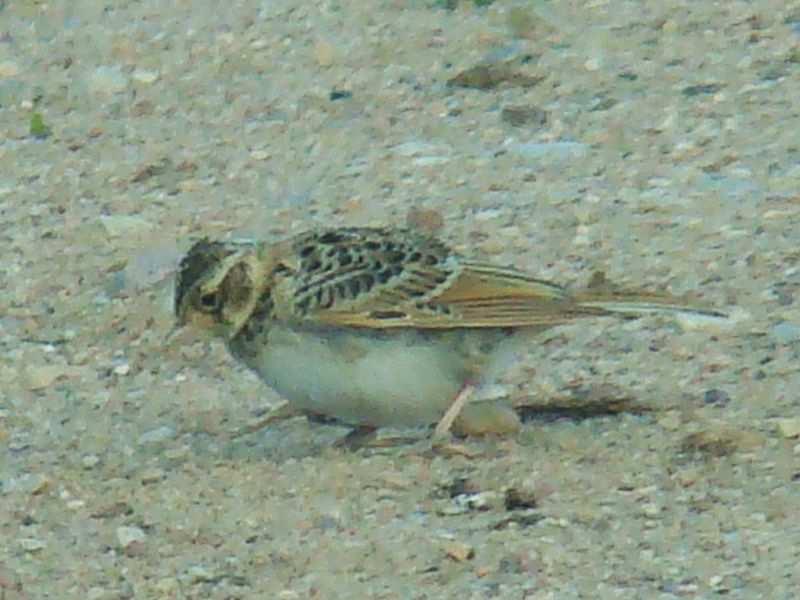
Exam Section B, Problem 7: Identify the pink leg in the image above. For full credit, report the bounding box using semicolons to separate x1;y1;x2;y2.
434;382;476;439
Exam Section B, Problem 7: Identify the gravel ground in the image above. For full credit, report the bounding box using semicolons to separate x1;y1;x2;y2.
2;1;799;598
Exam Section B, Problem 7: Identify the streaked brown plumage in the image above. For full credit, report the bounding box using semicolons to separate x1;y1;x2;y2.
174;227;725;439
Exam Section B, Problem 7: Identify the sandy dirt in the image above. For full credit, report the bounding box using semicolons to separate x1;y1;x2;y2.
1;1;799;598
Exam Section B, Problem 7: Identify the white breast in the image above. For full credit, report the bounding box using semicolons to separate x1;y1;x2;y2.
235;324;472;427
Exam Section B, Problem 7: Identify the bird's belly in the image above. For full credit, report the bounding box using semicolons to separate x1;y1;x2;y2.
234;325;473;427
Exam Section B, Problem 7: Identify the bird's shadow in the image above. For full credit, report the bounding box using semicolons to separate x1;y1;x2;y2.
214;384;654;462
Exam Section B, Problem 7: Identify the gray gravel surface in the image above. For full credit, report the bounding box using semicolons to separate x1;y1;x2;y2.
1;1;799;598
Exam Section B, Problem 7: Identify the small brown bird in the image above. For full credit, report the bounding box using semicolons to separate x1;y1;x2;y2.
174;227;725;442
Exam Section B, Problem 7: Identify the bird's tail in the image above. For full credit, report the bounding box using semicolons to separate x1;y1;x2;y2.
573;272;727;319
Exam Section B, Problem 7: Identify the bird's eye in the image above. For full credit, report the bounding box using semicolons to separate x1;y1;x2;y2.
199;292;220;311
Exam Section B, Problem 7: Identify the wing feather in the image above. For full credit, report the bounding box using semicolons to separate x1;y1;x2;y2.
268;228;719;330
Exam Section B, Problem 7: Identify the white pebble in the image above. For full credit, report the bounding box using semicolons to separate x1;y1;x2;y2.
137;426;176;445
19;538;47;552
116;526;146;548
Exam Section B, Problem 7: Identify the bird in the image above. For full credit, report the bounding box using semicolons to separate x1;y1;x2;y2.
173;226;726;444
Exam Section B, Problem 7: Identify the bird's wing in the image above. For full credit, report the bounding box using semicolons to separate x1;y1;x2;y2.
270;227;607;329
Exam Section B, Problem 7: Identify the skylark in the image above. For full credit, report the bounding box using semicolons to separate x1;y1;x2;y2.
174;227;725;442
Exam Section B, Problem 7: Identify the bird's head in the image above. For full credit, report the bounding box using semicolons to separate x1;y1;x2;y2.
174;238;265;340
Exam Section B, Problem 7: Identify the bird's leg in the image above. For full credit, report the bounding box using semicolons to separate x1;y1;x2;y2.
334;425;379;449
233;399;302;437
433;382;477;440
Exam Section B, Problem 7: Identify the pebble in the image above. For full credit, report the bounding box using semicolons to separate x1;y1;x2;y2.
393;141;447;158
154;578;179;594
703;389;731;406
501;105;549;128
88;66;129;96
140;468;166;484
99;215;154;238
444;541;475;562
132;69;159;84
187;565;217;583
137;426;176;446
658;411;682;431
453;491;503;512
23;364;68;390
87;587;111;600
82;454;101;469
775;418;800;439
770;322;800;344
113;363;130;376
116;525;146;549
405;207;444;233
676;310;737;332
19;538;47;552
508;141;589;160
0;60;20;78
250;149;270;160
13;473;51;495
314;40;336;67
413;155;450;166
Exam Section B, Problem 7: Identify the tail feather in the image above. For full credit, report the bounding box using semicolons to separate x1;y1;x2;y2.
576;299;727;319
573;271;727;319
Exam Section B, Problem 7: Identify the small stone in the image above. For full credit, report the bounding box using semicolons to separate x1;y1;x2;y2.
82;454;101;469
20;473;51;495
131;100;155;116
776;418;800;439
88;66;129;96
154;578;179;594
314;40;336;67
504;487;538;511
132;69;159;84
250;149;270;160
447;65;544;90
509;141;589;160
99;215;154;238
137;426;176;445
90;501;134;519
87;587;110;600
770;322;800;344
658;411;682;431
501;105;548;128
112;363;130;376
187;565;218;583
677;308;739;332
642;503;661;517
584;57;602;71
329;88;352;101
680;428;763;457
116;525;146;549
24;364;68;390
0;61;20;78
140;468;165;484
19;538;47;552
682;83;723;97
444;541;475;562
413;155;449;166
394;141;440;157
703;389;731;406
406;207;444;233
454;491;502;512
